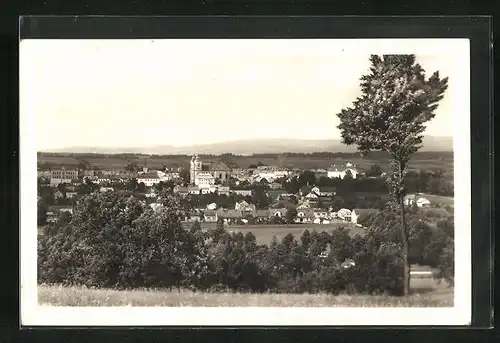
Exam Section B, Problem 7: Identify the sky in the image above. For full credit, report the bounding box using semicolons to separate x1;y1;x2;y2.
19;39;462;151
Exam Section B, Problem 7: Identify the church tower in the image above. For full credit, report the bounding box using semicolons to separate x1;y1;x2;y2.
189;156;195;184
190;155;202;185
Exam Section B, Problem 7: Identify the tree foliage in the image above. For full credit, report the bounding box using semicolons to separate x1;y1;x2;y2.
336;54;449;296
337;55;448;160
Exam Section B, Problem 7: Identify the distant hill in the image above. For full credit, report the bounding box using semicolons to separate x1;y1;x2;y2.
43;136;452;155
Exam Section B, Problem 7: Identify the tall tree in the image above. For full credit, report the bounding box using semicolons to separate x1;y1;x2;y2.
299;170;316;187
179;168;190;186
286;207;298;224
336;54;448;296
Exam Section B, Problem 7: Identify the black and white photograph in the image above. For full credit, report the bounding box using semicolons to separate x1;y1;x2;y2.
20;37;471;326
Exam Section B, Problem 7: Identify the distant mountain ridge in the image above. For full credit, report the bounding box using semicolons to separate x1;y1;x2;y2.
43;136;453;155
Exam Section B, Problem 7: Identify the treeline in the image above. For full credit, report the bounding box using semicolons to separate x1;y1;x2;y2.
285;169;453;197
38;192;454;294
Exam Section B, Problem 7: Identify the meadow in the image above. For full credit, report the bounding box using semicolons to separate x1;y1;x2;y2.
38;279;453;307
182;221;365;245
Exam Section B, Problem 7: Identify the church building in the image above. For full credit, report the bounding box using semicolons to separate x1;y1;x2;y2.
189;155;231;186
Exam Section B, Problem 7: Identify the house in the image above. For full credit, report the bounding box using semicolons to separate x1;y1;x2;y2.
337;208;352;221
235;200;256;212
46;205;73;223
351;208;379;225
65;192;77;199
144;190;157;198
200;188;212;195
232;189;252;196
186;213;201;222
195;172;216;188
230;168;243;178
327;162;358;179
270;208;287;218
254;209;270;219
100;187;114;193
416;197;431;208
206;202;217;210
310;186;320;194
50;168;79;187
266;190;285;201
404;194;432;208
236;175;250;183
295;209;315;223
173;185;189;195
303;186;335;201
216;209;244;223
254;172;277;183
315;169;328;178
37;170;51;178
93;174;110;185
215;185;230;196
53;190;64;200
187;185;200;195
137;171;162;187
341;259;356;269
269;182;282;190
149;203;163;211
203;210;218;222
304;191;319;199
299;185;312;197
313;209;329;219
296;200;311;210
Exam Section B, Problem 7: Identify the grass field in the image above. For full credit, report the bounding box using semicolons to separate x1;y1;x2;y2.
183;221;365;245
38;280;453;307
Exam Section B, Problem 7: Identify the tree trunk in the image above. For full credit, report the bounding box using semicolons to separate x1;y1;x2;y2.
397;160;411;296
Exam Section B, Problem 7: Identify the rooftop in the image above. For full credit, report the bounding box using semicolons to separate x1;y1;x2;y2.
209;162;231;171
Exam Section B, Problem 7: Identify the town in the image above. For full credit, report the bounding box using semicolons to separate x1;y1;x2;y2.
37;153;453;230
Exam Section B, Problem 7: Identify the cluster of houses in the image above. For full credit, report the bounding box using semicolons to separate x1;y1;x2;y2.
40;166;181;188
177;198;378;226
40;156;361;193
162;184;382;226
39;155;437;226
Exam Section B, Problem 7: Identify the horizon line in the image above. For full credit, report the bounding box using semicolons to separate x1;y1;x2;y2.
37;135;453;152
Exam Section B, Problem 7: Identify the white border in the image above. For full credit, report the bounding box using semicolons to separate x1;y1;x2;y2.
20;38;471;326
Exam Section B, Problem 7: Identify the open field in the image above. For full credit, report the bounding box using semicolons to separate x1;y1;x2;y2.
182;222;365;245
38;281;453;307
37;151;454;173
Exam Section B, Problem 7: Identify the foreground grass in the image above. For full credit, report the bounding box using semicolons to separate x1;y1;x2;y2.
38;282;453;307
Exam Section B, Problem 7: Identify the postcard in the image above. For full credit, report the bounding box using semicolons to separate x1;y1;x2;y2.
20;37;471;326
